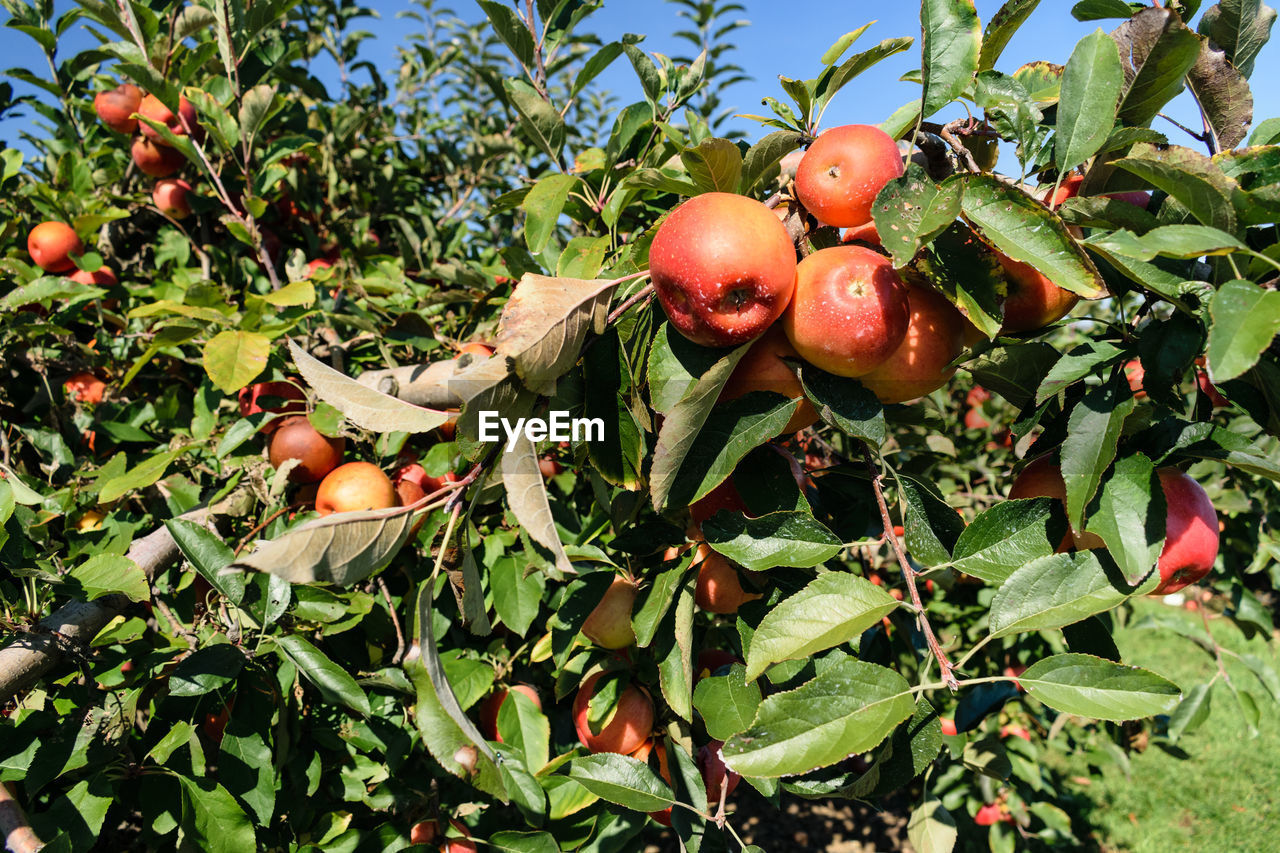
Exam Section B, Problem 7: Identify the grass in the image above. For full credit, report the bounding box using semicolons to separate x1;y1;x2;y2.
1047;596;1280;853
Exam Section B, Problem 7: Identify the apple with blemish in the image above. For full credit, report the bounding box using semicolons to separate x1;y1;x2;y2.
93;83;142;133
267;415;345;483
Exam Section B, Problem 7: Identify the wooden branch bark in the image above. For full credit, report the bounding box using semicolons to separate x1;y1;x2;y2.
0;508;209;707
355;359;467;408
0;782;42;853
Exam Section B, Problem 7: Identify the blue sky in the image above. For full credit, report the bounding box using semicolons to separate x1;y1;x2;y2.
3;0;1277;159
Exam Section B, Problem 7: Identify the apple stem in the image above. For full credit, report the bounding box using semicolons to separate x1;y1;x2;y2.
606;280;654;326
862;446;960;691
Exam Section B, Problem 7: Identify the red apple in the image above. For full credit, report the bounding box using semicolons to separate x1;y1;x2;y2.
858;283;966;403
28;221;83;273
650;192;797;347
69;267;117;287
477;683;542;741
267;415;345;483
795;124;904;227
697;739;740;805
238;380;306;432
782;245;911;378
572;672;654;755
93;83;142;133
153;178;193;218
996;252;1079;332
718;323;819;434
131;137;185;177
1150;468;1219;595
842;219;881;245
64;372;106;404
315;462;397;516
138;94;198;143
693;543;761;614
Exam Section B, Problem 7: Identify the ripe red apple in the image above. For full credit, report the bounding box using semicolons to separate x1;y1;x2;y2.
697;740;740;805
93;83;143;133
64;371;106;404
539;455;563;478
842;219;881;245
267;415;345;483
964;407;990;430
572;672;654;755
795;124;904;227
153;178;193;218
131;137;185;177
458;342;495;358
315;462;397;515
69;267;117;287
940;717;958;736
1194;357;1229;407
442;820;478;853
693;544;761;614
858;283;966;403
408;820;438;844
974;803;1013;826
689;477;751;530
138;94;198;143
1042;174;1149;210
1000;724;1031;741
650;192;797;347
477;683;542;741
1124;359;1146;398
718;324;819;434
238;381;306;432
395;462;459;496
782;245;910;378
28;221;83;273
1150;468;1219;594
581;575;638;648
996;252;1079;332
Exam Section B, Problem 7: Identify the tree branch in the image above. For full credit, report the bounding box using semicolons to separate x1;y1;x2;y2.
0;782;42;853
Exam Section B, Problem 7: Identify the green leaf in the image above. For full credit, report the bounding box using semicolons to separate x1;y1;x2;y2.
743;573;898;681
871;166;964;268
722;657;913;777
979;0;1043;71
908;797;958;853
692;663;762;741
1061;374;1135;531
253;280;315;307
503;78;565;164
899;475;965;566
797;364;886;446
274;634;371;716
583;328;643;490
816;37;915;115
656;576;696;722
988;552;1133;638
1084;453;1166;581
98;448;187;504
522;173;578;254
289;339;448;433
168;644;244;697
702;511;842;571
1207;279;1280;382
1073;0;1141;21
490;555;546;638
950;498;1068;584
1037;341;1127;404
488;831;561;853
177;776;257;853
1055;30;1124;173
568;754;674;813
739;130;803;195
1111;7;1202;127
1167;681;1214;741
1112;142;1238;232
961;175;1107;299
1187;33;1254;151
914;223;1007;340
920;0;982;118
167;518;245;605
1198;0;1277;78
68;553;149;603
202;330;270;394
1019;653;1181;720
497;689;550;773
477;0;536;68
681;138;742;194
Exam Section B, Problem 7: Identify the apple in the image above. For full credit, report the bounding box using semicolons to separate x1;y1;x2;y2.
693;543;761;614
131;137;185;177
305;257;333;278
940;717;958;736
28;221;83;273
689;477;750;530
1042;174;1149;211
794;124;904;227
315;462;397;515
842;219;881;246
442;820;478;853
64;371;106;404
1124;358;1146;398
395;462;459;496
996;252;1080;332
629;738;674;825
199;694;235;744
858;283;967;404
650;192;797;347
1001;724;1031;741
1007;455;1095;551
138;94;198;143
477;683;541;741
408;820;438;844
964;407;990;430
68;267;117;287
974;803;1013;826
718;324;819;434
458;342;495;358
1194;357;1229;407
93;83;142;133
76;509;106;531
572;671;654;755
581;575;638;648
1150;467;1219;594
782;245;910;378
238;380;306;432
539;455;563;478
697;740;740;805
153;178;194;218
267;415;345;483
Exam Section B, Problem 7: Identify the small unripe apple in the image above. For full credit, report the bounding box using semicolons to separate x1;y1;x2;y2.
238;380;306;432
1150;467;1219;595
28;221;83;273
718;324;818;435
795;124;904;227
64;371;106;404
650;192;797;347
153;178;194;218
93;83;143;133
477;683;542;741
693;544;760;614
69;267;117;287
267;415;345;483
572;671;654;755
697;740;740;805
131;137;185;177
996;252;1080;333
138;94;198;144
858;283;966;403
581;575;638;649
782;245;911;377
315;462;397;515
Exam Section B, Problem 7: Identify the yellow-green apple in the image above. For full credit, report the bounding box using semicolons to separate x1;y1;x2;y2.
581;575;638;648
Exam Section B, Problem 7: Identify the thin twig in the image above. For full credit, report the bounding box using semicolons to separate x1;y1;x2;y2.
153;596;198;648
377;577;406;665
233;504;300;556
607;282;654;325
938;119;981;174
862;446;959;690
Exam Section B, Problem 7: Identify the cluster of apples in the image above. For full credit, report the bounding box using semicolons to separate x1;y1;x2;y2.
94;82;196;218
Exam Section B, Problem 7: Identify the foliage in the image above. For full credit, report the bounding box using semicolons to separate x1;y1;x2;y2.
1;0;1279;851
